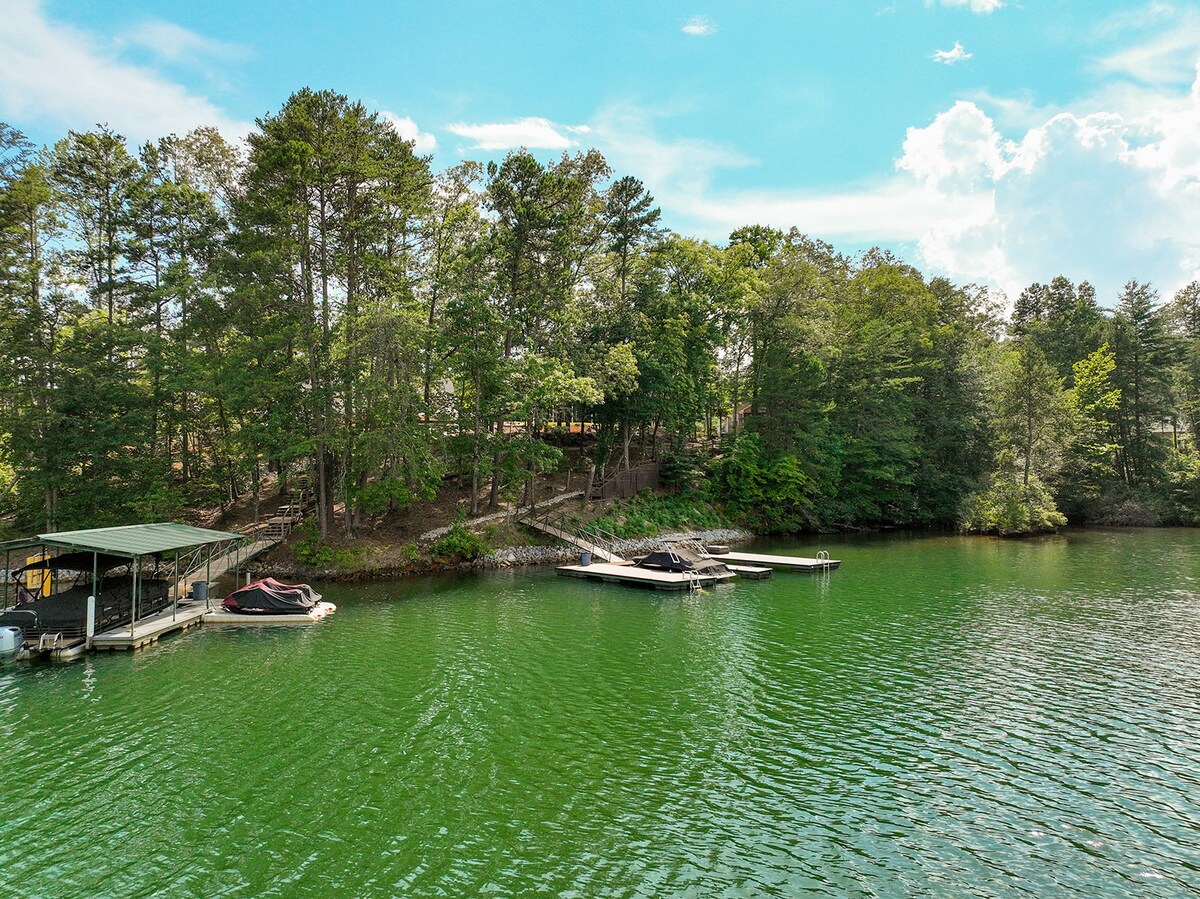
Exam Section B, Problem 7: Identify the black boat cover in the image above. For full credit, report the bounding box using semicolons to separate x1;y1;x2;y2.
222;578;322;614
13;551;129;574
635;545;731;575
0;575;170;639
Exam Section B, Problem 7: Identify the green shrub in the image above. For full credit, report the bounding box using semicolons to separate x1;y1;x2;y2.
961;472;1067;535
1163;453;1200;525
293;518;363;568
591;489;727;538
1095;487;1162;527
659;452;703;488
429;525;488;561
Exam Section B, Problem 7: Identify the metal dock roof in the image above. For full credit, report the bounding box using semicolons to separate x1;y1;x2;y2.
32;523;244;558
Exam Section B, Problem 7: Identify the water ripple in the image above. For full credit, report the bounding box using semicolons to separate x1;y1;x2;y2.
1;532;1199;897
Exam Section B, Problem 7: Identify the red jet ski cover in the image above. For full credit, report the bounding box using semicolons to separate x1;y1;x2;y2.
221;577;322;614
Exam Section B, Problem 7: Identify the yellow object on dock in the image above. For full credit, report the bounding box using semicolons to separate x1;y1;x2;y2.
24;553;52;596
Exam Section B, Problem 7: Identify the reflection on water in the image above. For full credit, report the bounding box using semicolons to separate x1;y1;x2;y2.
0;529;1198;897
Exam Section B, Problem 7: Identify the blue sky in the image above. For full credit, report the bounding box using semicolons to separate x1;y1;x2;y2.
3;0;1200;303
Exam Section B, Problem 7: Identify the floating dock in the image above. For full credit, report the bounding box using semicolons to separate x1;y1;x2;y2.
204;612;320;625
91;602;208;651
557;561;737;591
204;608;332;625
706;550;840;572
46;603;329;653
723;563;773;579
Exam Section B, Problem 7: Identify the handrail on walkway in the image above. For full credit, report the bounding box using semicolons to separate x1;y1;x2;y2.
518;510;626;563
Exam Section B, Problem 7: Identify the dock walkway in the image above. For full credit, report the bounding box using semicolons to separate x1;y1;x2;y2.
92;603;208;651
172;534;281;597
724;563;773;579
521;517;626;564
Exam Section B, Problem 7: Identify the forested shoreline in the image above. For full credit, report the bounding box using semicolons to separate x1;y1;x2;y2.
1;89;1198;540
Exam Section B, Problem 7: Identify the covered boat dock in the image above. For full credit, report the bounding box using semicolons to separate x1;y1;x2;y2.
0;523;247;658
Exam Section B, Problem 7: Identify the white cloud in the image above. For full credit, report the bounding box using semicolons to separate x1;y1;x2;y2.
898;101;1004;191
583;62;1200;305
590;104;748;184
933;0;1003;13
446;116;584;151
1093;7;1200;85
963;89;1062;132
682;16;716;36
586;103;941;244
896;84;1200;301
0;0;250;143
119;18;246;64
932;41;972;64
1091;2;1178;41
381;112;437;154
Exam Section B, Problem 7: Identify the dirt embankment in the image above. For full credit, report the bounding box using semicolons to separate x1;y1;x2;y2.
206;444;750;583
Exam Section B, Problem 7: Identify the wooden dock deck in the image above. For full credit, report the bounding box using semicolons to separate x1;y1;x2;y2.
85;601;332;651
724;563;773;579
707;551;840;572
557;561;737;591
92;603;208;651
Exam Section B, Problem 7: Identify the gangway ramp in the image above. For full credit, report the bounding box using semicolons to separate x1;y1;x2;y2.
518;511;627;564
179;534;278;589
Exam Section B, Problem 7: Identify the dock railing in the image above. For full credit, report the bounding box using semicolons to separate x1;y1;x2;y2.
517;508;626;563
577;523;622;560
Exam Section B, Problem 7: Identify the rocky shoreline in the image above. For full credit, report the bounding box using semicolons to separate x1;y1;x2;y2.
474;528;754;569
253;528;754;582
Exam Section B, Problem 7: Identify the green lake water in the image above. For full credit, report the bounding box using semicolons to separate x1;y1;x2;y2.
2;528;1199;897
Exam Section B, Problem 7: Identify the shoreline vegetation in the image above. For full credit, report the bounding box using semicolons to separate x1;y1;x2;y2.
2;92;1199;555
258;486;754;581
260;521;755;582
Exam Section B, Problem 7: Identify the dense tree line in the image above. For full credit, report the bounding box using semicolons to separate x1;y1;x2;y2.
1;91;1198;537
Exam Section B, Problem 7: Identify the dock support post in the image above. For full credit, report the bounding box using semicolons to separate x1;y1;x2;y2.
91;551;98;626
171;553;178;621
86;595;95;649
130;556;139;638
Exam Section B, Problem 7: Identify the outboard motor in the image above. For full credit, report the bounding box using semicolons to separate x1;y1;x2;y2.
0;625;24;661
